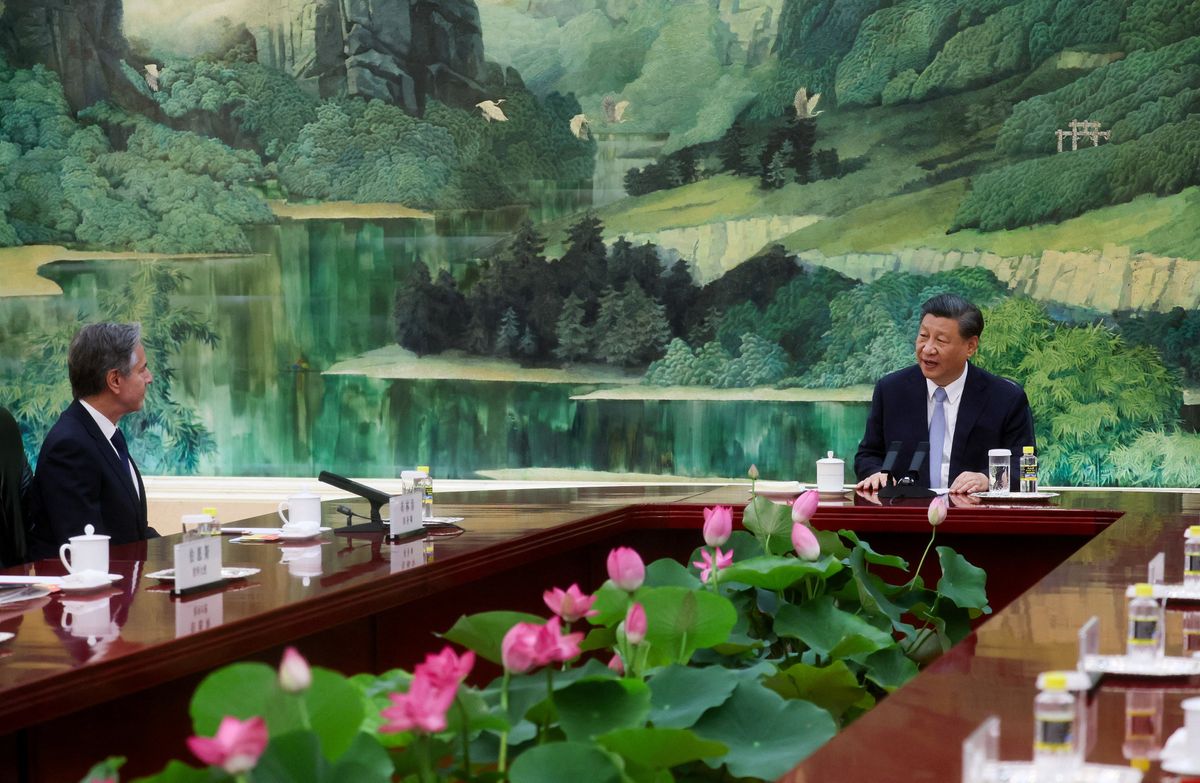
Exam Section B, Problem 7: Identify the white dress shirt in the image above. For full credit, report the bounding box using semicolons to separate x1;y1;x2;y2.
79;399;140;497
926;364;969;489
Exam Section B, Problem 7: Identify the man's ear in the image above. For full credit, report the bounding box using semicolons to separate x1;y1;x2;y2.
967;335;979;357
105;368;123;395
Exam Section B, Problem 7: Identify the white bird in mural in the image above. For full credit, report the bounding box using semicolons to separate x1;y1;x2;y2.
793;87;822;119
613;100;630;123
476;99;508;122
570;113;591;140
144;63;160;92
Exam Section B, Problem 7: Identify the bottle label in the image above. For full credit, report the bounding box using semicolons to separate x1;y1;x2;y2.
1035;716;1073;749
1187;554;1200;574
1128;618;1159;643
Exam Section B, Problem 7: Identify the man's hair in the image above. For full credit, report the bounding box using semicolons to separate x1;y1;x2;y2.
920;294;984;340
68;322;142;399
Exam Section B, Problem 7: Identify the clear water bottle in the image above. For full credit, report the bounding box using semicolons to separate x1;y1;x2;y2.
1019;446;1038;493
416;465;433;521
1185;526;1200;584
1127;583;1163;658
1033;672;1077;776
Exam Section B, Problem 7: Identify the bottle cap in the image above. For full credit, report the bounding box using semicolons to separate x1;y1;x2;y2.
1042;672;1068;690
1131;758;1150;772
1023;446;1034;454
417;465;430;474
1134;582;1154;597
1188;525;1200;539
201;507;217;517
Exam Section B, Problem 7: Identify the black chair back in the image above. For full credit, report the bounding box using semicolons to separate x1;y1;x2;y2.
0;407;30;566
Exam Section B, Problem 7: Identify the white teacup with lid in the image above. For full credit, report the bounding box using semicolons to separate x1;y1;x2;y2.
278;488;322;533
816;451;845;494
59;524;110;577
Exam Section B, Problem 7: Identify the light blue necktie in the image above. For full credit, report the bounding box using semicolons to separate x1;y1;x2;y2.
928;387;947;488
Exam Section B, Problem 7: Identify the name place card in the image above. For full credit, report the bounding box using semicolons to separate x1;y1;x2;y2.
173;536;223;592
389;491;424;537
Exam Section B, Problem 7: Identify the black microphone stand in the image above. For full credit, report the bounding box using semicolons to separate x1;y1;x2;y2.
878;441;938;499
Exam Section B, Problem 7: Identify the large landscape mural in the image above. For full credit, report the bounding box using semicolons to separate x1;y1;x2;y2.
0;0;1199;486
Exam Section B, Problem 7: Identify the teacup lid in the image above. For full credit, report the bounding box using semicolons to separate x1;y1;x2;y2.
988;448;1012;457
72;524;110;542
817;451;842;464
400;470;429;479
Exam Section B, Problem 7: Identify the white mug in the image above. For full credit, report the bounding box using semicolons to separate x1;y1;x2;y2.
278;490;322;530
816;451;845;494
59;524;110;576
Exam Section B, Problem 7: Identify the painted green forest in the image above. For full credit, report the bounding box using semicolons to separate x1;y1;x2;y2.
1;0;1200;486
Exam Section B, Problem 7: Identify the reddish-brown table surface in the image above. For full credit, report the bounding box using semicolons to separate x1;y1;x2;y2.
0;484;1193;782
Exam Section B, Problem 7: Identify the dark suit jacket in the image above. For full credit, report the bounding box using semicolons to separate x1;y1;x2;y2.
27;400;156;560
854;363;1035;490
0;407;31;566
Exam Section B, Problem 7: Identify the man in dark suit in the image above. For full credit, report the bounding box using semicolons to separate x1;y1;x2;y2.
27;322;159;559
854;294;1035;494
0;406;32;566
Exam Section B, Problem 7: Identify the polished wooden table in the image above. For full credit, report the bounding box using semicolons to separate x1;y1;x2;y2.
0;485;1191;782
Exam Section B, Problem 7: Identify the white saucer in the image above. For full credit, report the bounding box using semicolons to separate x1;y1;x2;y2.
59;573;123;592
970;491;1059;500
278;528;324;541
146;567;260;582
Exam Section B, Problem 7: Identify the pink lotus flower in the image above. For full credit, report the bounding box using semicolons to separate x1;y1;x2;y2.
607;547;645;592
543;583;598;622
380;672;457;734
928;494;949;527
187;716;269;774
748;464;759;480
702;505;733;547
541;616;584;664
379;645;474;735
624;603;647;645
501;621;544;674
791;522;821;561
608;653;625;675
792;489;819;524
501;618;583;673
417;646;475;691
693;547;734;583
278;646;311;693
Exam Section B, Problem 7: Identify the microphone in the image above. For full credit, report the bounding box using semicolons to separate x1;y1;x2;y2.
880;441;901;483
906;441;929;480
319;471;390;533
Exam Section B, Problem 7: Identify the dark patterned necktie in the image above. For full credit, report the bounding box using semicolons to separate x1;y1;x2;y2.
111;429;130;471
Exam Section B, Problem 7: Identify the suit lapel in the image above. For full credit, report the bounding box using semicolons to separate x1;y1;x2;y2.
951;365;987;471
71;402;140;508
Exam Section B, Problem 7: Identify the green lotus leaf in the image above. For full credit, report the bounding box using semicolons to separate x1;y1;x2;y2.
862;646;920;691
936;546;991;613
646;557;701;589
508;742;624;783
775;595;894;658
639;586;738;666
741;495;794;554
692;679;837;780
762;659;873;721
646;664;739;728
597;726;728;768
839;529;908;570
718;554;842;590
555;678;651;741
